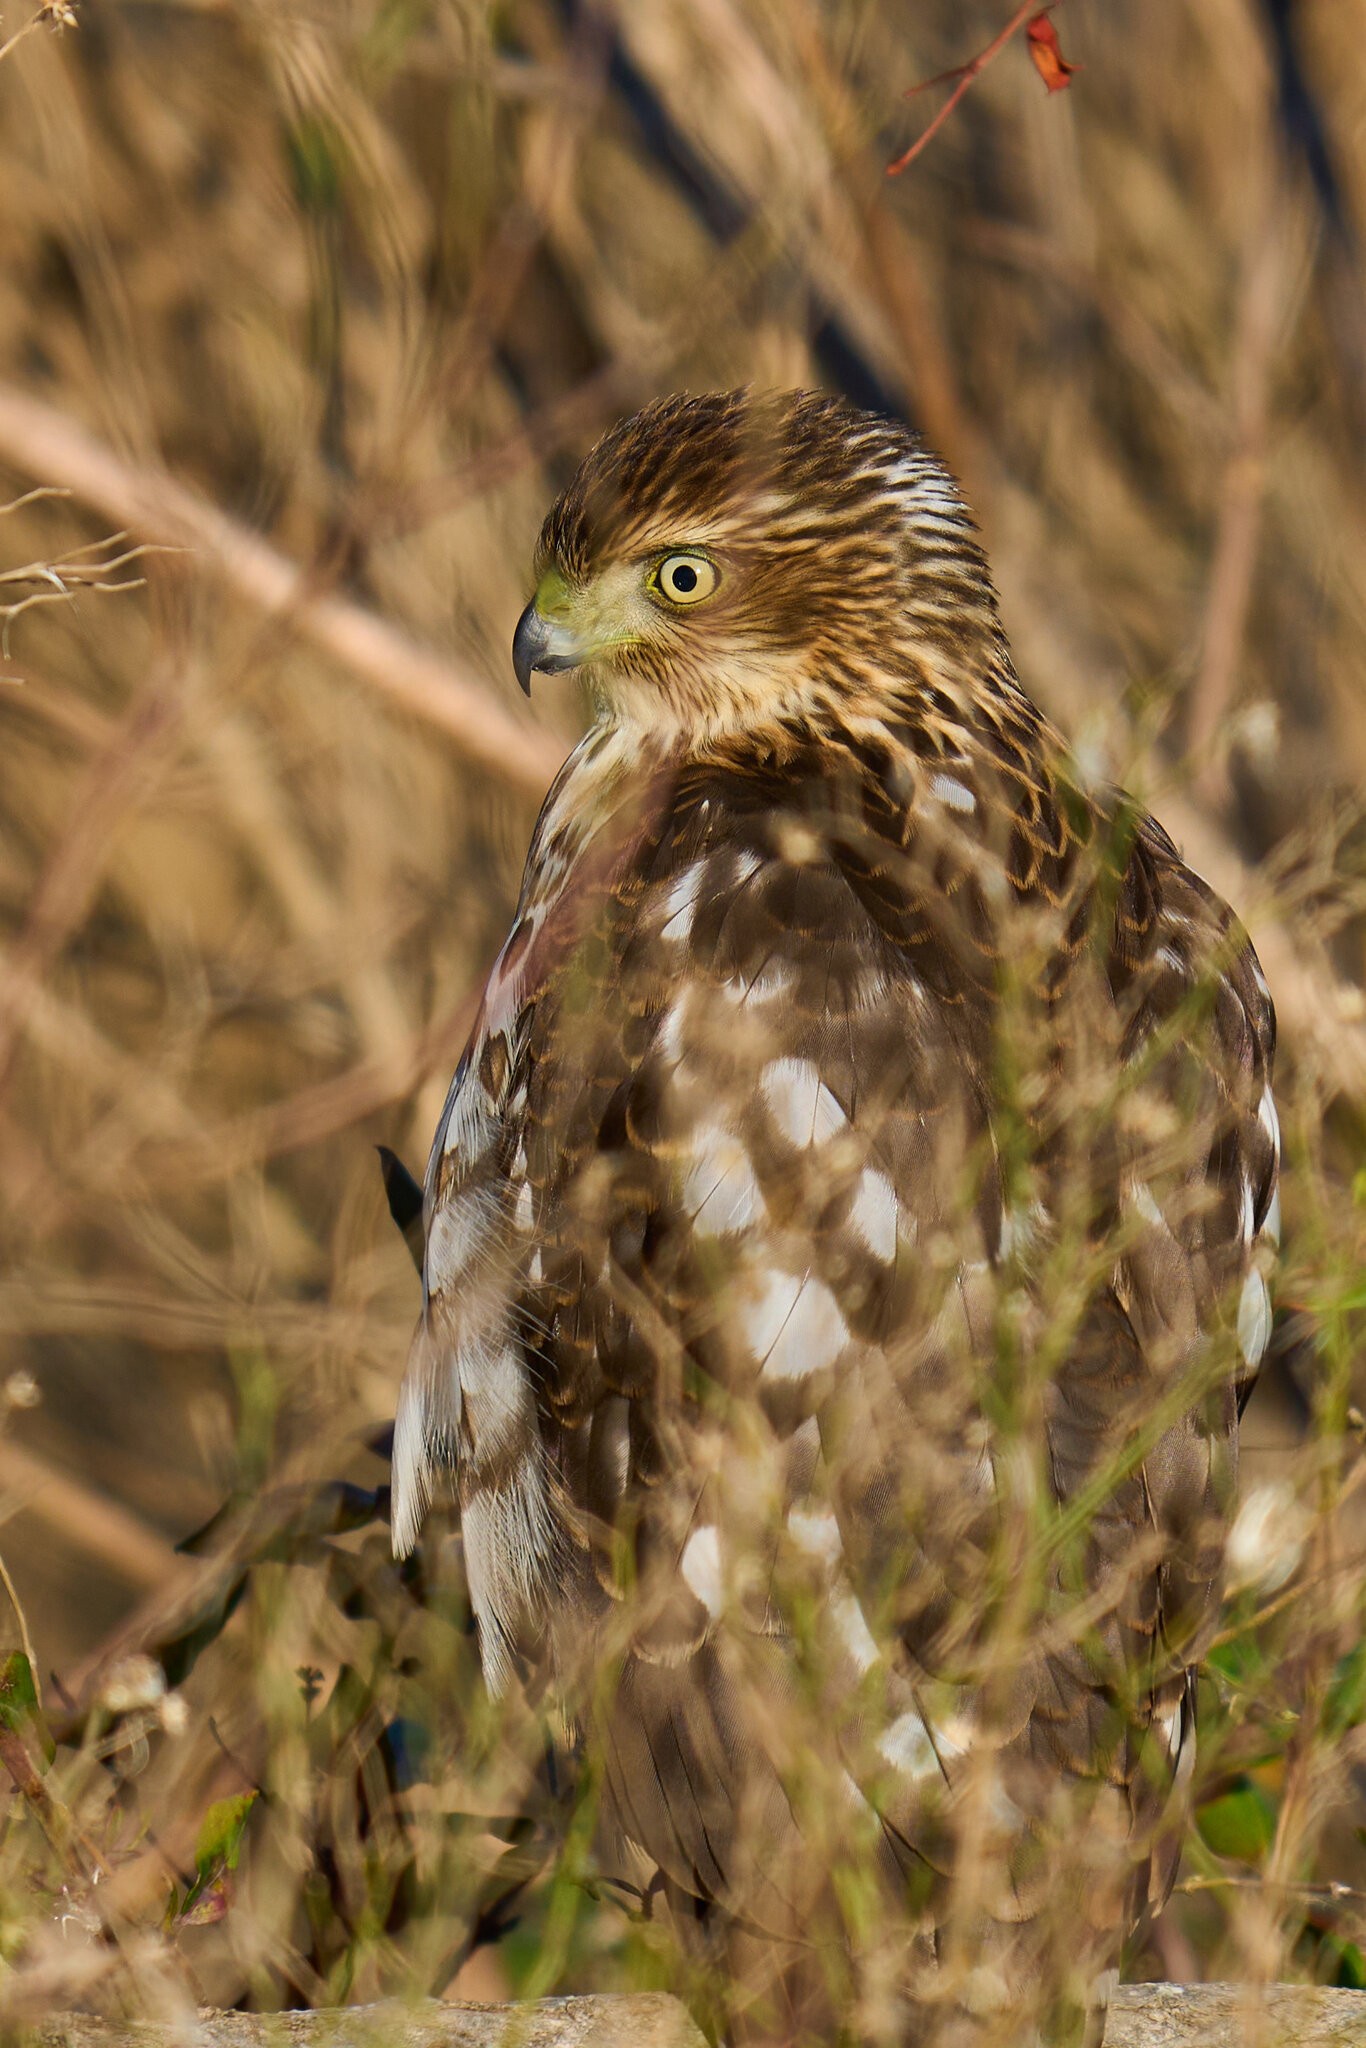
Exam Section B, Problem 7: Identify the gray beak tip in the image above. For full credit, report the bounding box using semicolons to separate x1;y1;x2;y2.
512;597;584;697
512;600;540;697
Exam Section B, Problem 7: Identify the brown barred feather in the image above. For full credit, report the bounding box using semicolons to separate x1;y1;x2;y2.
393;391;1277;2046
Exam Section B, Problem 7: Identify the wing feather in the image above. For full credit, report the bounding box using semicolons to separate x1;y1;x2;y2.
393;733;1276;1972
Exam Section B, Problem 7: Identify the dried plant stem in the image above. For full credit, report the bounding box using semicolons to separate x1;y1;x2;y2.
1187;183;1291;804
0;1541;40;1699
0;11;43;65
781;4;983;491
0;537;160;656
858;200;983;496
1176;1874;1366;1903
887;1;1039;176
0;0;74;66
0;381;564;798
0;485;69;518
0;1436;180;1592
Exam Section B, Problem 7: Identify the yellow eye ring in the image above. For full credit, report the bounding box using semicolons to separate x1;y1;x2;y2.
651;553;718;607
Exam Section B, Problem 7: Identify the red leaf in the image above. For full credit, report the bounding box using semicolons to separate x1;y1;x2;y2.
1026;12;1079;93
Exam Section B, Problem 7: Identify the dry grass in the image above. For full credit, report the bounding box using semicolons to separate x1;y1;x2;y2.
0;0;1363;2033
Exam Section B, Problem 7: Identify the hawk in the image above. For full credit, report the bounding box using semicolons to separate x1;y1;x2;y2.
391;392;1278;2045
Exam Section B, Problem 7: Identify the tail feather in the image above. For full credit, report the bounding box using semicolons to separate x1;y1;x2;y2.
391;1327;461;1559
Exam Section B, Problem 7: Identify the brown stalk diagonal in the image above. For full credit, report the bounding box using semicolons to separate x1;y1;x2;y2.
0;383;566;800
1186;173;1289;805
0;1437;178;1593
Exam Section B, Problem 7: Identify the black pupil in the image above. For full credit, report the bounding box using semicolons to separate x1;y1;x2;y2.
670;562;698;594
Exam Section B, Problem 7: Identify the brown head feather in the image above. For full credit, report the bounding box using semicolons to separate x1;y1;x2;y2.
534;389;1018;745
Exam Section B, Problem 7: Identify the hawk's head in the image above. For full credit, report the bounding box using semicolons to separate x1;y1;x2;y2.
513;390;1005;744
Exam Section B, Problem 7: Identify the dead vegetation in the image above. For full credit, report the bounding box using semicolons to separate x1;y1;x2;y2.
0;0;1363;2033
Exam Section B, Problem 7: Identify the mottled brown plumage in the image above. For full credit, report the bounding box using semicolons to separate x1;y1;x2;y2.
393;392;1278;2045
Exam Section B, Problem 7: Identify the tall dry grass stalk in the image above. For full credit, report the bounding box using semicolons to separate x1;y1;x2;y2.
0;0;1362;2033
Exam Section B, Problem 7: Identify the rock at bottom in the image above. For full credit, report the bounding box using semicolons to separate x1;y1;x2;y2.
1107;1982;1366;2046
29;1985;1366;2047
32;1996;706;2048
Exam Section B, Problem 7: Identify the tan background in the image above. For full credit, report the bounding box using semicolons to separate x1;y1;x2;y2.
0;0;1363;2001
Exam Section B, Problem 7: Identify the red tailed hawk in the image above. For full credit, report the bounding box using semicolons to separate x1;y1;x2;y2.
391;391;1278;2045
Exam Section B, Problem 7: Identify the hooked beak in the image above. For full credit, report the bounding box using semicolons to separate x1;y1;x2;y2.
512;600;587;697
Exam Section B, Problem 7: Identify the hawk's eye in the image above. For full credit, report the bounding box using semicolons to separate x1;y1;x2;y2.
651;553;718;607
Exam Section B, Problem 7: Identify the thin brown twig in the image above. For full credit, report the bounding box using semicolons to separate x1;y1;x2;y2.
0;11;43;64
781;1;984;494
0;485;69;518
1175;1874;1366;1903
886;0;1040;177
0;0;75;66
0;539;163;656
0;529;148;576
2;576;146;644
0;381;565;797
